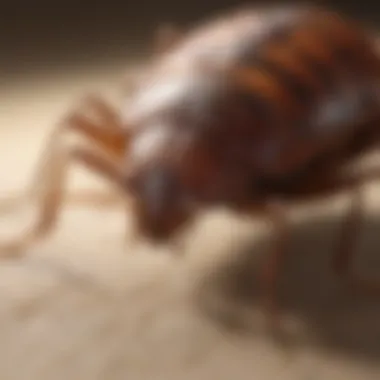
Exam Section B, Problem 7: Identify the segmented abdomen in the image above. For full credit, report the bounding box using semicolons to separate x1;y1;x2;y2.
129;6;380;178
225;7;380;175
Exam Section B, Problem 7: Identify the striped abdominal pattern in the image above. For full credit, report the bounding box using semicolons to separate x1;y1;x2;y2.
125;5;380;205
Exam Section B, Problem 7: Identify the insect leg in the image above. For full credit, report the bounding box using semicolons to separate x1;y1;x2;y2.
285;166;380;294
0;95;133;256
258;166;380;333
2;94;128;212
332;184;366;283
58;94;127;156
0;143;126;257
258;201;290;335
81;94;123;134
332;176;380;295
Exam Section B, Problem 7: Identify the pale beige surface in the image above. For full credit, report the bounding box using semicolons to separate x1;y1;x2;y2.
0;62;380;380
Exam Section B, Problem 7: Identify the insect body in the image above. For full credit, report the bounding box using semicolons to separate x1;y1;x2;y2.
2;5;380;319
124;5;380;236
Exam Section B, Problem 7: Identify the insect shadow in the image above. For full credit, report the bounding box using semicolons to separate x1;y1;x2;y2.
193;208;380;364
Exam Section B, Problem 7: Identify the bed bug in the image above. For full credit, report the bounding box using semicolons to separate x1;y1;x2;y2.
1;4;380;325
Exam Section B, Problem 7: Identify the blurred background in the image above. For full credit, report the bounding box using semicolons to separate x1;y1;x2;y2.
1;1;380;380
2;0;380;83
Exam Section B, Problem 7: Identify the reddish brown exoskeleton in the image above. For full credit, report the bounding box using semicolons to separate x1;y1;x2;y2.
1;4;380;325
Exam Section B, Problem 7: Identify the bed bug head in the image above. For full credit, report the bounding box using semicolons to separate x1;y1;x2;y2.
122;69;254;244
123;122;205;245
126;164;195;244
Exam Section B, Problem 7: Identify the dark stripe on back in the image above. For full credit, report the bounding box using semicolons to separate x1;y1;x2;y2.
250;57;317;109
230;84;279;133
236;20;338;112
292;46;336;89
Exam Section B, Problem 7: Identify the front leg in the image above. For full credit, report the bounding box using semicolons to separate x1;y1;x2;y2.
0;146;127;257
27;94;127;205
0;94;130;257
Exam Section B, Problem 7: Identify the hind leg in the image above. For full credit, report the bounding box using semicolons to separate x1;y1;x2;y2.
258;201;290;338
332;180;380;294
284;166;380;293
260;166;380;334
292;166;380;293
0;94;130;257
